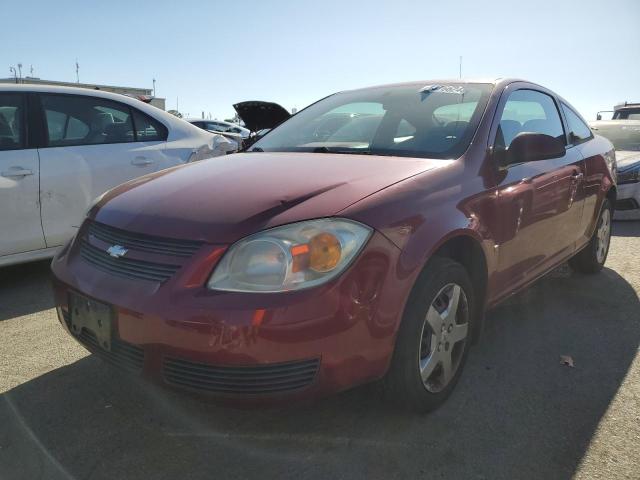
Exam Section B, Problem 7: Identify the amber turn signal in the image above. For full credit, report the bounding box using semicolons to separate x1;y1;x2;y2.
309;232;342;272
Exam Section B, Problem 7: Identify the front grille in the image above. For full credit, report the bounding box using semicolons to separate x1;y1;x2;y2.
615;198;639;211
78;328;144;373
163;356;320;394
80;241;180;282
88;221;203;258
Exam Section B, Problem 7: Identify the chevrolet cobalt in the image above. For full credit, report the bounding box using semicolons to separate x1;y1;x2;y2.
51;79;616;412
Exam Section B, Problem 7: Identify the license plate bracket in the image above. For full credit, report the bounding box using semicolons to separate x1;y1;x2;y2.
69;293;113;351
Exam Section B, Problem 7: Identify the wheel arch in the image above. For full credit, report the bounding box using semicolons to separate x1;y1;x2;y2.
404;230;490;344
606;184;617;206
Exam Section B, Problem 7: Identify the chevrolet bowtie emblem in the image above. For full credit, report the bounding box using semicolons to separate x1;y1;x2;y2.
107;245;128;258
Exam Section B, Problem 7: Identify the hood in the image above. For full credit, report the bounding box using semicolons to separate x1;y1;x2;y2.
233;101;291;132
94;152;441;244
616;150;640;170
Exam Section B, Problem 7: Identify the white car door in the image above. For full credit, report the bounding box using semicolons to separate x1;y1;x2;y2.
37;93;163;247
0;92;46;256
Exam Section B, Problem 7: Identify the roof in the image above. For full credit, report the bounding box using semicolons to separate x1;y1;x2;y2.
0;78;152;95
614;102;640;110
338;78;527;93
0;83;151;103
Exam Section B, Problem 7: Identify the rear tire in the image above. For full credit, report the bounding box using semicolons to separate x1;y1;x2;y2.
384;257;475;413
569;199;612;274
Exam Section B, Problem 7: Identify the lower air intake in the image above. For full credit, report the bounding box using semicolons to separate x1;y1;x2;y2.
163;356;320;394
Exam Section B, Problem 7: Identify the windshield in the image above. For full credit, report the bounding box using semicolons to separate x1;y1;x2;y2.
252;83;493;159
613;108;640;120
591;123;640;151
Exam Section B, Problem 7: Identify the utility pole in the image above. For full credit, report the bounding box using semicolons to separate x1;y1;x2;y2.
459;56;462;79
30;64;34;77
75;59;80;83
152;78;156;96
9;66;17;83
17;63;23;82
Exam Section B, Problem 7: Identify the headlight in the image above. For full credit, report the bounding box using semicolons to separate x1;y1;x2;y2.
604;149;617;182
207;218;372;292
617;163;640;184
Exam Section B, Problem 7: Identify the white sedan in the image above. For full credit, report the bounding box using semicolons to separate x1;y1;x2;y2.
0;84;234;267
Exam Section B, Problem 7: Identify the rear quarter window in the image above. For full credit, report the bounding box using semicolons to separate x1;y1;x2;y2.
561;103;593;145
132;109;168;142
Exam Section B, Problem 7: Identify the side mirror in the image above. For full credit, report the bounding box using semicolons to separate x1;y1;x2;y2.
503;132;565;167
596;113;602;121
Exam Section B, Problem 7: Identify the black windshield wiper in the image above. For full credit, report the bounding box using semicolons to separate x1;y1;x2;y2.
311;146;372;155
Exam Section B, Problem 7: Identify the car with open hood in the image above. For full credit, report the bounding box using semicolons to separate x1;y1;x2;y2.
51;79;616;412
233;100;291;149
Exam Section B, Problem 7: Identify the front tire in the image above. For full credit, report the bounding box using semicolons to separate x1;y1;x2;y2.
569;198;612;274
384;257;475;413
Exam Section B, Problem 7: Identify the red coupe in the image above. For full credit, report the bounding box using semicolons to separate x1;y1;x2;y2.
51;79;616;412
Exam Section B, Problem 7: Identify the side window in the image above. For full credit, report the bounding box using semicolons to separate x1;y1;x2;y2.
326;114;383;143
0;93;24;150
394;119;416;143
496;89;565;149
41;94;134;147
132;109;168;142
433;101;479;125
45;110;90;142
206;122;226;132
561;103;593;145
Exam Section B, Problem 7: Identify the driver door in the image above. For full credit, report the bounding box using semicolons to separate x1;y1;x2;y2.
0;92;46;257
492;87;585;295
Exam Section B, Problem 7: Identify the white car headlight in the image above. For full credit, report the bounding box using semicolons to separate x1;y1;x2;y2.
604;148;617;182
207;218;372;293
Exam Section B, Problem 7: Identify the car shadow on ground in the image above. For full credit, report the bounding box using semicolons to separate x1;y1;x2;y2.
2;265;639;480
612;219;640;237
0;260;54;321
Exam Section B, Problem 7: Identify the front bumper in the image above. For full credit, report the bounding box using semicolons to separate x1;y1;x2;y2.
51;230;407;403
614;182;640;220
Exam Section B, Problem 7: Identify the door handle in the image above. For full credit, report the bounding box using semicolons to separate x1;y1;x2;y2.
131;156;154;166
571;172;584;181
1;167;34;178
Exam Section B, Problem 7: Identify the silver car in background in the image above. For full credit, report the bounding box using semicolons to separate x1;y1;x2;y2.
591;120;640;220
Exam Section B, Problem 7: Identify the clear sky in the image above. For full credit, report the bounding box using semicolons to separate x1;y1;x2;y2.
2;0;639;121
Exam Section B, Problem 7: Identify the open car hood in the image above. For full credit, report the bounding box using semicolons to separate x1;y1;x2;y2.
233;101;291;132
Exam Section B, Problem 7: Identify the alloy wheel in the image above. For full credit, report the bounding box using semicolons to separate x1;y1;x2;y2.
418;283;469;393
596;207;611;264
